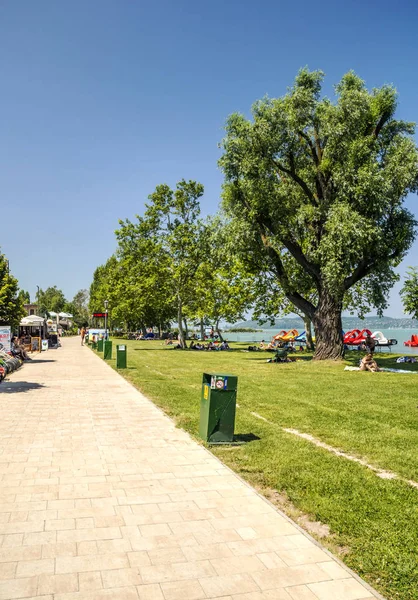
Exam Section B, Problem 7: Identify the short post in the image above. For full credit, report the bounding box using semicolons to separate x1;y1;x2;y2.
103;340;112;360
199;373;238;443
116;344;127;369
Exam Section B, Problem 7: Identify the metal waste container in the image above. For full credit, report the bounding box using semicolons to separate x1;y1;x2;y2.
199;373;238;443
103;340;113;360
116;344;127;369
97;339;104;352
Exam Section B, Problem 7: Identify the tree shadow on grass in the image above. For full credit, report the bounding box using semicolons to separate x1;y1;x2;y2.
234;433;261;443
0;381;46;394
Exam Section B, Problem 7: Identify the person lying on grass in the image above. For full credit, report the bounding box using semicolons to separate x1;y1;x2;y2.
360;353;380;372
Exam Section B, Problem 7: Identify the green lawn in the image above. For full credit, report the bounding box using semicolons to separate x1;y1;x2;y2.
98;340;418;600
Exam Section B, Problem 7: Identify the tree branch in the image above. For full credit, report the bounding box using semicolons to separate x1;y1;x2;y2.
298;130;318;166
261;234;316;318
373;111;391;139
343;249;401;290
273;158;317;205
283;238;321;282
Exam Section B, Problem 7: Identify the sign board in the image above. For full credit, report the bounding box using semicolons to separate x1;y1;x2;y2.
87;328;106;338
42;340;49;351
0;326;11;352
92;313;107;318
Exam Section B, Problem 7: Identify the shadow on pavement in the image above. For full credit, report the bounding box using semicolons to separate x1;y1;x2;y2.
0;381;46;393
26;359;56;364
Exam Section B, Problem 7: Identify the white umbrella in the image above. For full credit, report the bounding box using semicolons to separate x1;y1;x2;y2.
20;315;45;327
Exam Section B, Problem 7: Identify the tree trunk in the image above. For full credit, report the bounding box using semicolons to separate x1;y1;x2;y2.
303;315;314;351
215;319;224;342
200;318;205;341
177;303;187;348
312;290;343;360
183;318;189;341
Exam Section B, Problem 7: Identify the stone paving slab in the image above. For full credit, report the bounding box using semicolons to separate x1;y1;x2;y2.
0;338;384;599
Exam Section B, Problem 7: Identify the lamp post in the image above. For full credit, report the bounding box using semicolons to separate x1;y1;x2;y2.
104;300;109;340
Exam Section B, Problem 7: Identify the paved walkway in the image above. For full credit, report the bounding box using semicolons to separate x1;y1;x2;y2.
0;338;382;600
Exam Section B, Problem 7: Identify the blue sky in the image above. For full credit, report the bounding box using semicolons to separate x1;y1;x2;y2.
1;0;417;316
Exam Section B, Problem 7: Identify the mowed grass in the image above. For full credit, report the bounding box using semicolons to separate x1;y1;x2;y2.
99;340;418;600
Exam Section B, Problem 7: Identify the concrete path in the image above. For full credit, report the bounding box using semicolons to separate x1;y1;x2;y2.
0;338;382;600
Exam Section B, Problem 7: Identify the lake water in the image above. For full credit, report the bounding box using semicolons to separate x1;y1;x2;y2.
224;328;418;354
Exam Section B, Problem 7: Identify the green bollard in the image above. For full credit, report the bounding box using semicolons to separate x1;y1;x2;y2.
116;344;127;369
199;373;238;443
103;340;113;360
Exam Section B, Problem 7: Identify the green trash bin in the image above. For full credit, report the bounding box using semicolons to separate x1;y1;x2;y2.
199;373;238;443
103;340;113;360
116;344;127;369
97;339;104;352
92;340;97;350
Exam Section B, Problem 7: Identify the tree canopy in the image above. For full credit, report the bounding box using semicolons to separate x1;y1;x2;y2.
219;68;418;359
37;286;66;315
116;180;206;347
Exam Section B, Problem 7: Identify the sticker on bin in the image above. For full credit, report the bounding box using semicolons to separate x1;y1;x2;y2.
119;345;126;351
211;376;228;390
203;385;209;400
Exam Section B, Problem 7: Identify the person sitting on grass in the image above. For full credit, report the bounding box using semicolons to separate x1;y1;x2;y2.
360;353;380;372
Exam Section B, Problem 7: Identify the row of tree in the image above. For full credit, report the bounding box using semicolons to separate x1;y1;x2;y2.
90;69;418;359
89;181;255;348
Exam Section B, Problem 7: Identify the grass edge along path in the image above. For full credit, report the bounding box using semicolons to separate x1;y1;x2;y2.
95;341;418;600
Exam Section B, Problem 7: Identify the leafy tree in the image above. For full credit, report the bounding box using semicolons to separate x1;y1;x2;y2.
117;180;206;348
66;289;90;326
18;290;30;304
219;68;418;359
400;267;418;319
0;250;25;329
37;286;67;315
115;219;175;333
190;217;255;340
89;256;118;326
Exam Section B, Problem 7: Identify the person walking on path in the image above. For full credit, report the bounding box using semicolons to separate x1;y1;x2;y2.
80;326;86;346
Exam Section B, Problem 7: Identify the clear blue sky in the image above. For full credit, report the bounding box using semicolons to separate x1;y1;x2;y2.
1;0;417;316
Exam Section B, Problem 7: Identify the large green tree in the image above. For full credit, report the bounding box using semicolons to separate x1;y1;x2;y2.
65;289;90;326
117;180;206;348
0;251;25;329
220;68;418;359
190;217;255;340
89;256;118;324
115;218;175;333
37;286;67;315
